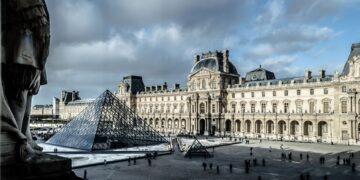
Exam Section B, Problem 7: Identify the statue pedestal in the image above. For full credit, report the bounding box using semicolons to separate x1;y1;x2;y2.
1;133;79;180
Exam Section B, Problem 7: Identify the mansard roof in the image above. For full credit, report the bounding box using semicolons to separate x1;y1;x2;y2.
190;51;238;75
245;66;276;82
342;43;360;76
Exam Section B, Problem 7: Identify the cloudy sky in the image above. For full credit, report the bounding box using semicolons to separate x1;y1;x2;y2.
34;0;360;105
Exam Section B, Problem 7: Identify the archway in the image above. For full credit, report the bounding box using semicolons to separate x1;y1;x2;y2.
245;120;251;133
290;121;299;135
174;119;179;129
278;120;286;134
266;120;274;134
200;119;205;135
318;121;327;137
149;118;153;126
155;118;159;128
181;119;186;129
211;125;216;136
235;120;241;132
303;121;312;136
225;119;231;132
168;119;172;128
161;119;165;128
255;120;262;133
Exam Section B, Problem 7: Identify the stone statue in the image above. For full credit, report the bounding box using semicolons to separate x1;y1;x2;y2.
1;0;50;161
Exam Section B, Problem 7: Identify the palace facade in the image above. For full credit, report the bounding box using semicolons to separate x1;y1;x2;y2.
116;43;360;144
31;43;360;144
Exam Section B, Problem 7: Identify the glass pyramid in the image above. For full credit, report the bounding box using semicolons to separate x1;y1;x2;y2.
46;90;168;151
184;138;211;158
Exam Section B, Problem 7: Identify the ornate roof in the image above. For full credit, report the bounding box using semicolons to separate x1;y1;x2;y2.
342;43;360;76
190;51;238;75
245;66;276;82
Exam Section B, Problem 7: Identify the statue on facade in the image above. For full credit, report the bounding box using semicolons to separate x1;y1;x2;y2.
1;0;50;161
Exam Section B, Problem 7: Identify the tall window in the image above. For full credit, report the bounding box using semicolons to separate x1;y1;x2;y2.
323;102;329;113
324;88;328;95
232;93;235;98
296;103;302;113
241;104;246;113
251;104;255;113
202;79;206;89
310;89;314;95
262;91;265;97
284;103;289;113
231;104;236;113
241;92;245;98
284;90;288;96
191;105;194;113
212;104;215;113
251;92;255;98
272;103;277;113
297;90;301;96
200;103;205;114
273;91;276;97
341;101;347;113
342;86;347;92
180;105;184;113
261;103;266;113
309;102;315;114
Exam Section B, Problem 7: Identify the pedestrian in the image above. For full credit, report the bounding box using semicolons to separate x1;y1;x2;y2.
250;147;253;151
83;169;87;179
260;139;262;143
343;158;346;165
352;163;356;172
299;173;304;180
323;174;328;180
104;159;107;166
300;153;303;160
262;158;266;166
154;151;158;159
229;164;233;173
210;163;213;170
148;158;152;166
269;146;272;152
254;158;257;166
202;162;207;171
306;172;310;180
216;165;220;174
250;152;253;156
245;164;249;174
258;176;261;180
128;157;131;166
306;154;309;161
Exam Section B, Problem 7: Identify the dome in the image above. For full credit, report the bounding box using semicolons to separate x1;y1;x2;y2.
190;58;238;75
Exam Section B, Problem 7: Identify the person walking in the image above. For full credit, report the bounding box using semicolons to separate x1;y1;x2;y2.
229;164;233;173
216;165;220;174
202;162;207;171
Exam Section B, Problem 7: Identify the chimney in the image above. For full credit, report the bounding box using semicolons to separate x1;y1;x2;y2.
223;49;229;73
319;69;325;78
162;82;168;90
305;70;312;79
194;54;200;64
71;91;76;101
174;83;180;90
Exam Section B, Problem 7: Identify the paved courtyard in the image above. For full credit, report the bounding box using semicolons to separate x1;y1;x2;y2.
74;139;360;180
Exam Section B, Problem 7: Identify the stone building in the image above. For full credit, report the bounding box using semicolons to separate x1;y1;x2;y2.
116;43;360;144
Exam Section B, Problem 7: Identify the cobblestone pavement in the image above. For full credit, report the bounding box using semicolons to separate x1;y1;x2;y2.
74;139;360;180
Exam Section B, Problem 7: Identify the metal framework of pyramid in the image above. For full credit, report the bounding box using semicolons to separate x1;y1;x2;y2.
46;90;168;151
184;138;211;158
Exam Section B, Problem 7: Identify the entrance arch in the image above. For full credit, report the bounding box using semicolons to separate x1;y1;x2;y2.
278;120;286;134
199;119;205;135
318;121;327;136
303;121;312;136
168;119;172;128
266;120;274;134
225;120;232;132
174;119;179;129
181;119;186;129
255;120;262;133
